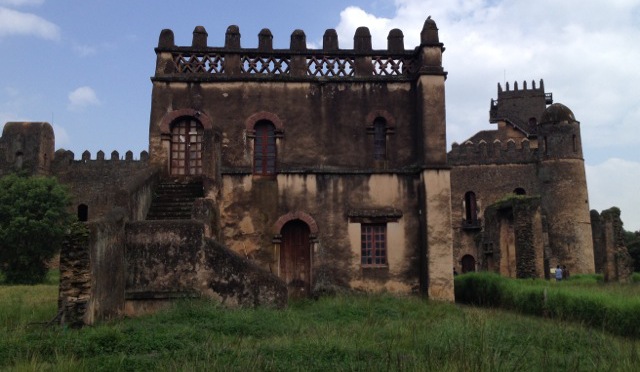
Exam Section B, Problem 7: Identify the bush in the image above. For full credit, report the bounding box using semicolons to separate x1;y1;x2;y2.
0;174;72;284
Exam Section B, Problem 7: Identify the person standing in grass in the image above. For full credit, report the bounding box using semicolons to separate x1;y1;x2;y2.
562;265;569;280
555;265;563;281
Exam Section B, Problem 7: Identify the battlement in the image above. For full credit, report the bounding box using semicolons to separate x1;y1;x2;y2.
53;149;149;165
448;138;538;165
153;18;445;82
489;79;552;135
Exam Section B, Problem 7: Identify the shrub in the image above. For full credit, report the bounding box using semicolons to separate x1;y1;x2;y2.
0;174;72;284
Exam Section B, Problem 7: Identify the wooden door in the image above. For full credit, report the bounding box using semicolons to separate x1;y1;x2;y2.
170;118;203;176
280;220;311;297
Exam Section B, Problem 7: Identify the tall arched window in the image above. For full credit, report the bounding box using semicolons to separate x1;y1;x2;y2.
373;117;387;160
254;120;276;175
464;191;478;225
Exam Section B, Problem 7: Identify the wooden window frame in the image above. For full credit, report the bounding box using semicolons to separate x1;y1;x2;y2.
253;120;277;176
361;223;387;267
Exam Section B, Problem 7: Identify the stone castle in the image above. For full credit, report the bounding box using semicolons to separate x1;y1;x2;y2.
0;17;623;326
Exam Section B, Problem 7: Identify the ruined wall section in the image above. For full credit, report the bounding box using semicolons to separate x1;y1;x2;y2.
591;208;633;282
450;162;539;271
58;209;128;327
52;150;158;221
0;122;55;176
480;197;545;278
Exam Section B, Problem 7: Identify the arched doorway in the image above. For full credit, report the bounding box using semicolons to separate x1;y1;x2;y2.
170;117;203;176
280;219;311;297
461;254;476;273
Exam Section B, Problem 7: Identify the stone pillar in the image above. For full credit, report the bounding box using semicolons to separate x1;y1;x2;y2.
422;169;454;301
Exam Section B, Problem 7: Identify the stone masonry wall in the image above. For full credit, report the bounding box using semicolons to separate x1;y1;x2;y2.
125;220;287;310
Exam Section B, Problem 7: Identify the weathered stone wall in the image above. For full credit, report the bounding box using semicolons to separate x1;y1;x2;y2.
149;81;418;177
592;208;633;283
450;162;539;271
481;197;544;278
58;223;91;328
218;173;422;294
124;220;286;312
58;208;127;327
0;122;54;176
591;210;605;273
52;150;158;221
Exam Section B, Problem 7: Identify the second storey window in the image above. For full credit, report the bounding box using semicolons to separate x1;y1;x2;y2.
254;120;276;175
373;117;387;160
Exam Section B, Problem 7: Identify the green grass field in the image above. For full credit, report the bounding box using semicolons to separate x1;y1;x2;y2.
1;273;640;371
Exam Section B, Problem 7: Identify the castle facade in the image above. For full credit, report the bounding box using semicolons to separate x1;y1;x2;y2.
0;18;597;325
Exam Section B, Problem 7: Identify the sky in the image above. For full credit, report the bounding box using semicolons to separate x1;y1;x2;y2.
1;0;639;231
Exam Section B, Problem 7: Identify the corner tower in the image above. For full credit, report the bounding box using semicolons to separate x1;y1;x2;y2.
537;103;595;273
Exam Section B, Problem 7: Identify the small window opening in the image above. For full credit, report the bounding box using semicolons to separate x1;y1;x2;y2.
514;188;526;195
464;191;478;224
373;117;387;161
572;135;577;153
77;204;89;222
15;151;24;169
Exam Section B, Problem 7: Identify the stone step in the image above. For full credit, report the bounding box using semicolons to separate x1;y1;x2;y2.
146;181;203;221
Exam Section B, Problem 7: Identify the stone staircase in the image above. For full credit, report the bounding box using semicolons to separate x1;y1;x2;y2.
146;180;204;220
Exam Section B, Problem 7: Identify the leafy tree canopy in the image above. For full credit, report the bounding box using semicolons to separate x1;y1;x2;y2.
0;174;72;284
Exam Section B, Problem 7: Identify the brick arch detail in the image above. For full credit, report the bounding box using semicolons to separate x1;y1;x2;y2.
245;111;285;132
366;109;396;127
273;211;318;235
159;108;213;134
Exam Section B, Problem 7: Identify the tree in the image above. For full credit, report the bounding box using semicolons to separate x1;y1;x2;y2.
0;174;72;284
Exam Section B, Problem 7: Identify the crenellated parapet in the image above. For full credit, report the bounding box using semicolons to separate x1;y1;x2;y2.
153;19;445;82
489;79;553;135
448;138;538;165
52;149;149;170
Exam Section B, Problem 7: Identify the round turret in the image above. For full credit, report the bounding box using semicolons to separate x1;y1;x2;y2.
536;103;594;275
540;103;575;124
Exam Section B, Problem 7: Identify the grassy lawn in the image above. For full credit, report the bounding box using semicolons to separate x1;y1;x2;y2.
1;275;640;371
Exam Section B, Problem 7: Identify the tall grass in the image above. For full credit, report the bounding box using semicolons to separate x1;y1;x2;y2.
2;280;640;370
455;272;640;338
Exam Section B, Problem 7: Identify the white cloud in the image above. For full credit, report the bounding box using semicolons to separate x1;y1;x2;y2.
586;159;640;232
67;86;100;111
0;6;59;40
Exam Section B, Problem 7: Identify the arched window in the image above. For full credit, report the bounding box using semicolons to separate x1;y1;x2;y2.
170;117;204;176
14;151;23;169
254;120;276;175
77;204;89;222
464;191;478;224
373;117;387;160
514;187;526;195
461;254;476;273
